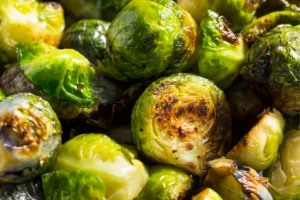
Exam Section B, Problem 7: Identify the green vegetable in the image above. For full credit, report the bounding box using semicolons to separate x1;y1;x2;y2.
204;158;272;200
198;10;247;89
268;130;300;199
178;0;261;31
0;42;100;119
0;93;62;183
0;0;65;64
192;188;223;200
60;20;110;66
100;0;199;82
242;11;300;44
42;170;105;200
17;42;95;107
132;73;231;176
241;25;300;116
53;134;149;200
135;165;193;200
226;108;285;171
60;0;131;21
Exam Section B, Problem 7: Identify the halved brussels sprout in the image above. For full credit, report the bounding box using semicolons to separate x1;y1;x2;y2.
0;42;98;119
192;188;222;200
53;134;149;200
100;0;199;82
135;165;193;200
0;93;62;183
241;25;300;116
268;130;300;199
177;0;261;30
132;73;231;176
42;170;106;200
242;11;300;44
226;108;285;171
60;0;131;21
204;158;272;200
0;0;65;64
198;10;247;89
60;20;110;66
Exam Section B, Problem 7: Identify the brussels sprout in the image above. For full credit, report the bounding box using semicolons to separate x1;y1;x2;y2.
0;42;121;119
178;0;261;30
132;73;231;176
192;188;222;200
204;158;272;200
0;0;65;64
60;0;131;21
53;134;149;200
242;11;300;44
100;0;199;82
226;108;285;171
198;10;247;89
0;93;62;183
268;130;300;199
241;25;300;116
42;170;105;200
60;20;110;66
135;165;193;200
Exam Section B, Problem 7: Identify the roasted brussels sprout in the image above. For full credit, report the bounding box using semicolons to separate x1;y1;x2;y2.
0;93;62;183
241;25;300;116
135;165;193;200
178;0;261;30
0;0;65;64
53;134;149;200
204;158;272;200
192;188;222;200
100;0;199;82
226;108;285;171
198;10;247;89
132;73;231;176
60;0;131;21
242;11;300;44
268;130;300;199
60;20;110;66
0;42;120;119
42;170;105;200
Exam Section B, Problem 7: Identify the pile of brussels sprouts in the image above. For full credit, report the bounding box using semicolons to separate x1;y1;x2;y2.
0;0;300;199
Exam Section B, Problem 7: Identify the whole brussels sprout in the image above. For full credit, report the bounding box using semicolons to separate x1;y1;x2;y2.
192;188;222;200
198;10;247;89
42;170;105;200
0;93;62;183
204;158;272;200
0;42;122;120
241;25;300;116
132;73;231;176
226;108;285;171
60;0;131;21
135;165;193;200
177;0;261;31
242;11;300;44
60;20;110;66
268;130;300;199
0;0;65;65
100;0;199;82
53;134;149;200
